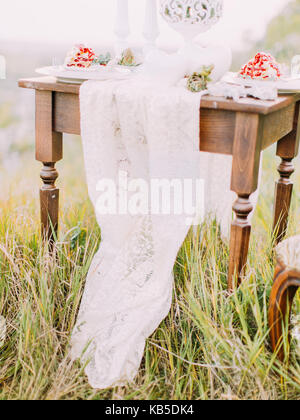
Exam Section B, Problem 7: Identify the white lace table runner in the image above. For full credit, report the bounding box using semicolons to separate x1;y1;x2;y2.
71;78;254;389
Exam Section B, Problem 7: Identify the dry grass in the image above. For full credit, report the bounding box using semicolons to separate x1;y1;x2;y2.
0;135;299;400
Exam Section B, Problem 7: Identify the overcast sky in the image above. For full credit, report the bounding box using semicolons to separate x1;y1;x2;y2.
0;0;291;51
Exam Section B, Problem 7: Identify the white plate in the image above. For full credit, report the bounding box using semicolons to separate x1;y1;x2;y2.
36;65;131;84
222;72;300;93
112;63;142;70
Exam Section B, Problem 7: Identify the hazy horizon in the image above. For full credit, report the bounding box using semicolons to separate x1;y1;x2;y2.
0;0;291;52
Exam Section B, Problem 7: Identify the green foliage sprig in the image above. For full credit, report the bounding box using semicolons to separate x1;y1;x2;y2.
187;65;214;93
118;48;141;67
93;52;111;66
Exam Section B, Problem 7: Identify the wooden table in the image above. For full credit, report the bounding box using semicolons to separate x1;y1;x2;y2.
18;77;300;289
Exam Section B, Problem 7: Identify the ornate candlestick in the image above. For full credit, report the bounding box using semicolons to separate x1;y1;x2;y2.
159;0;230;80
160;0;223;42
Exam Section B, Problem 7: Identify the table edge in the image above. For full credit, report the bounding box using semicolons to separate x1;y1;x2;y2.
18;77;300;115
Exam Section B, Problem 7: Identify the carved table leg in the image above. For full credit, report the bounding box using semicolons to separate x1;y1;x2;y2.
273;159;294;244
269;265;300;362
273;104;300;244
228;112;263;289
40;163;59;243
228;194;253;289
35;90;63;246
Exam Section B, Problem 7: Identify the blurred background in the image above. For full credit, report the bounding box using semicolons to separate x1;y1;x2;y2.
1;0;300;212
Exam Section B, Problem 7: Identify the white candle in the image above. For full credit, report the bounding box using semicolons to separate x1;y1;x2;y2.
143;0;159;53
114;0;130;56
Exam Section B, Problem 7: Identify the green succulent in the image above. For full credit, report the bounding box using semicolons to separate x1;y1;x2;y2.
187;65;214;93
93;52;111;66
118;48;140;67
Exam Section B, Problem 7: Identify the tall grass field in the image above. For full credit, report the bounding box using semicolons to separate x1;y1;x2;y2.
0;129;299;400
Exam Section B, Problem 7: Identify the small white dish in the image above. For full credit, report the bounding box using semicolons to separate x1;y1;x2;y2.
222;72;300;93
36;65;131;84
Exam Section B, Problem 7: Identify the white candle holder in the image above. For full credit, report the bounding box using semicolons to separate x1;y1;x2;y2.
159;0;231;80
114;0;130;56
159;0;223;42
115;0;160;57
143;0;160;54
114;0;230;80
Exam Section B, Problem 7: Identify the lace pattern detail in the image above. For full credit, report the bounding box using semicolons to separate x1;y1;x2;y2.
71;79;259;389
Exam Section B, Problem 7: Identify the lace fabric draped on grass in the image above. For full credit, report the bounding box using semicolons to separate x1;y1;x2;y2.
71;78;244;389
